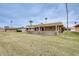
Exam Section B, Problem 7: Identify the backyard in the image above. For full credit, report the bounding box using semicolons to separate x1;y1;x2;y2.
0;32;79;56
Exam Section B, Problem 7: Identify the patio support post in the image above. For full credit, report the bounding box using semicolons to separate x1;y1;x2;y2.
39;27;40;31
56;25;58;32
43;27;45;31
55;25;58;35
58;26;59;32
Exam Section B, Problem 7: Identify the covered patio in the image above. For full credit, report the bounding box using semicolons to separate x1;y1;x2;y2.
26;22;64;35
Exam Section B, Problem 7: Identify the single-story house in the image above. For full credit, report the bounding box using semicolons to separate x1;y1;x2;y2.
74;24;79;32
5;28;17;32
26;22;64;35
0;28;5;32
4;27;26;32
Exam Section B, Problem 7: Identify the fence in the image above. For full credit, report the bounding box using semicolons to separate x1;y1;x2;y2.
26;31;61;35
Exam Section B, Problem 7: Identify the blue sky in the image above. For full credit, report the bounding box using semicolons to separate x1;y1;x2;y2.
0;3;79;28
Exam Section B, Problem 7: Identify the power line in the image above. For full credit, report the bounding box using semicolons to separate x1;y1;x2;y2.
10;20;13;28
66;3;69;31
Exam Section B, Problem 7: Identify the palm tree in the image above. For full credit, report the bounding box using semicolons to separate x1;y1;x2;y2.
45;17;47;23
29;20;33;26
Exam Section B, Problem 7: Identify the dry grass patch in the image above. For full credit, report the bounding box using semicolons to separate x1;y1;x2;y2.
0;32;79;56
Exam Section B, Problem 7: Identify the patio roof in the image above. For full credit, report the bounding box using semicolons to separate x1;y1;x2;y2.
26;22;63;28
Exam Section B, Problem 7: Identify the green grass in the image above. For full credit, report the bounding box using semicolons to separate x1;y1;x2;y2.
0;32;79;56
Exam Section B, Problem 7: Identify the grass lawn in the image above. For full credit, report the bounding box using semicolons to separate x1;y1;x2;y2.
0;32;79;56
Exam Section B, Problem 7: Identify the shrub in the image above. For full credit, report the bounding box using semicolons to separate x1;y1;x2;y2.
16;29;22;32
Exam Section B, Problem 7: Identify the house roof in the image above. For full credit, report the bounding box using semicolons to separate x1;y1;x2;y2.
26;22;63;28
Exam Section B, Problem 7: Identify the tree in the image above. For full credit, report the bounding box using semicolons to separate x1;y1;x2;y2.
45;17;47;23
29;20;33;25
10;20;13;28
74;21;77;24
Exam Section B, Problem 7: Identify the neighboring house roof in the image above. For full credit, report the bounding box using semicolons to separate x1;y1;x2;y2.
5;27;26;30
74;24;79;27
26;22;63;28
5;28;17;30
17;27;26;29
0;27;4;29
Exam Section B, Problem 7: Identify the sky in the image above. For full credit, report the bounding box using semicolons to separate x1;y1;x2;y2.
0;3;79;28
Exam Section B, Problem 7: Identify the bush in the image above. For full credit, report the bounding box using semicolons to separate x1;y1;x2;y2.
16;29;22;32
